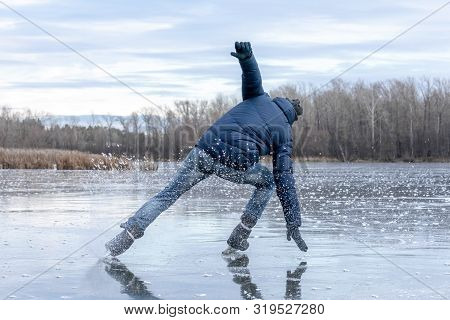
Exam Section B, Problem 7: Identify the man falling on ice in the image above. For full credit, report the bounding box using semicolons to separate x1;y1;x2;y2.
106;41;308;256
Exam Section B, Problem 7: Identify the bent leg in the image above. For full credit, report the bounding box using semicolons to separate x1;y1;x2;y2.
240;165;275;227
123;149;210;234
215;163;275;228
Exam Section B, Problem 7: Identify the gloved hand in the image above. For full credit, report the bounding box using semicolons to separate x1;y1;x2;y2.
230;41;252;60
287;227;308;252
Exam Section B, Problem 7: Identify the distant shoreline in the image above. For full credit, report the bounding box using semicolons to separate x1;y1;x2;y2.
0;148;448;170
293;157;450;163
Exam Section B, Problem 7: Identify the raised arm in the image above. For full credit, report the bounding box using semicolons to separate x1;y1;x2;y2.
230;42;265;100
272;130;308;252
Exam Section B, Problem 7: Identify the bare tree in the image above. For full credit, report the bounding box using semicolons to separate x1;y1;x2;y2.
130;112;141;159
102;114;116;148
118;116;131;154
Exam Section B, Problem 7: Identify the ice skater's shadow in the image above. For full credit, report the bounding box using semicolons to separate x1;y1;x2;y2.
222;252;307;300
104;257;160;300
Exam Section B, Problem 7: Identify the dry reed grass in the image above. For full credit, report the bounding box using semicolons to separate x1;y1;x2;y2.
0;148;158;170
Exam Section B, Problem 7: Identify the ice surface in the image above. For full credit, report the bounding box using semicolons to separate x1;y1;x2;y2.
0;162;449;299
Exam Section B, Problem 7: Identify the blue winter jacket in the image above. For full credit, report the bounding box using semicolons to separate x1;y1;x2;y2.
197;54;301;228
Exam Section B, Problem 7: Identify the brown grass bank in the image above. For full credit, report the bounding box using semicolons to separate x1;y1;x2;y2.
0;148;158;170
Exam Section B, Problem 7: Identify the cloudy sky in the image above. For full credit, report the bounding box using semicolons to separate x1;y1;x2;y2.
0;0;449;115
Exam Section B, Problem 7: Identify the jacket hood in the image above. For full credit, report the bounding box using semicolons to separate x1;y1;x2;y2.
272;97;298;125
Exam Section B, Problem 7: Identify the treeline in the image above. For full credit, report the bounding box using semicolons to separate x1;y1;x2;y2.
1;78;449;162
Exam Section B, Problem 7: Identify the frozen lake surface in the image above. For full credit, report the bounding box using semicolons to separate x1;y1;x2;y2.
1;162;449;300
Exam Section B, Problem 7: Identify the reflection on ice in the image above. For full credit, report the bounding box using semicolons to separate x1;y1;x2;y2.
222;252;307;300
101;254;307;301
104;257;160;300
0;163;449;299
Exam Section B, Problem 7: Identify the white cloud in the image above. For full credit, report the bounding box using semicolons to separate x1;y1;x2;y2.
255;16;410;45
1;0;51;6
50;20;177;34
261;57;345;73
0;76;236;116
0;86;159;115
0;18;18;30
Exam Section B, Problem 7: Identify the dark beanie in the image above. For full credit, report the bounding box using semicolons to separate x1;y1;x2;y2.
287;98;303;116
